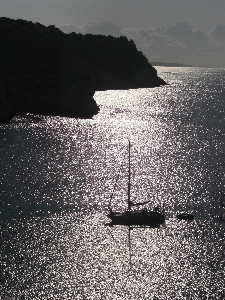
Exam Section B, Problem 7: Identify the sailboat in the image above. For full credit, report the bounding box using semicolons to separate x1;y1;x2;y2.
107;141;165;227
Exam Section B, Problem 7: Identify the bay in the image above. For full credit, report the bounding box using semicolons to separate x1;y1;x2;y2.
1;67;224;299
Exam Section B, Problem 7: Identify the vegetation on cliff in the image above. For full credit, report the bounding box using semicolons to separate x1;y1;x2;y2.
0;17;166;123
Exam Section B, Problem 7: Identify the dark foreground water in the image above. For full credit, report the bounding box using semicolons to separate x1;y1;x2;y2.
1;67;225;299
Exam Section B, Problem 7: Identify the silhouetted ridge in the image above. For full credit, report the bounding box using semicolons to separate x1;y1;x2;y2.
0;18;166;123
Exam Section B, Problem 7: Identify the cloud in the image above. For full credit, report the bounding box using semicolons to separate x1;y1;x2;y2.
122;21;225;66
211;24;225;39
59;20;123;37
57;20;225;67
82;21;123;37
132;21;209;50
165;21;193;41
58;24;84;34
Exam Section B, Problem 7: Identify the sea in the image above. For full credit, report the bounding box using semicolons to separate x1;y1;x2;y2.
1;67;225;300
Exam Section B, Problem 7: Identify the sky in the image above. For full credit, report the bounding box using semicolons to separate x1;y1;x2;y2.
1;0;225;67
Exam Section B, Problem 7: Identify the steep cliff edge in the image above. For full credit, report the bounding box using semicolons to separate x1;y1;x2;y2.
68;34;166;90
0;18;166;123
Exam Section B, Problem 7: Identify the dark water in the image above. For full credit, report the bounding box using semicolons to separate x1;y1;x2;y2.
1;67;224;299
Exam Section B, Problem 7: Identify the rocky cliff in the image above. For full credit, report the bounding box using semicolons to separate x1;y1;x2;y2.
0;18;166;123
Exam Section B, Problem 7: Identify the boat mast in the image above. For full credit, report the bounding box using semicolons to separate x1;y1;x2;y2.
128;140;131;211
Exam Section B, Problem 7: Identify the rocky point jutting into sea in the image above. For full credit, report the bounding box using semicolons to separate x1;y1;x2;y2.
0;17;167;123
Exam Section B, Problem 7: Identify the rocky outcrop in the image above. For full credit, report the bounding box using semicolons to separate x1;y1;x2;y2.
0;18;166;123
3;72;98;118
68;34;166;90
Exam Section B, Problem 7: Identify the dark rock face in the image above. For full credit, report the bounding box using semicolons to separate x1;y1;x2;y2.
0;79;15;124
0;17;166;122
68;34;166;90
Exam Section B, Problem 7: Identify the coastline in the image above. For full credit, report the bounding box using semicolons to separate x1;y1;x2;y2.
0;17;167;124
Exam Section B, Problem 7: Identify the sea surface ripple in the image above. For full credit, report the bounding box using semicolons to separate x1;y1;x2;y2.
1;67;224;299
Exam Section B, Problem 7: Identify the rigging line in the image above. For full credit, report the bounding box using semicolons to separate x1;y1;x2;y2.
108;161;124;211
128;140;131;211
106;227;119;246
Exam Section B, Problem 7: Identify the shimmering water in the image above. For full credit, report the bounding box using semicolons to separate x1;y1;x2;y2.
1;67;225;299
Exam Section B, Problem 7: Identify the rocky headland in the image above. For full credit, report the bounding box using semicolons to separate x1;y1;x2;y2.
0;17;167;123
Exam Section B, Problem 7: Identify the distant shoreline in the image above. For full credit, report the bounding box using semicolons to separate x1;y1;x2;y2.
151;62;202;67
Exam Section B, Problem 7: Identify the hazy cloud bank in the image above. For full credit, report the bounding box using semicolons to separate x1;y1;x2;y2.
58;21;225;68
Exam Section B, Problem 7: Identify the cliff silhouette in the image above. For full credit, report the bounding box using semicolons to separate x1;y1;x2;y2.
0;18;166;123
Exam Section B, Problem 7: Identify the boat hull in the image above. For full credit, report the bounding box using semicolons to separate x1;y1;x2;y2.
107;211;165;227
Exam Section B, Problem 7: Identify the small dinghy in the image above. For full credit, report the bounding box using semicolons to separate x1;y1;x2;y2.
176;213;194;220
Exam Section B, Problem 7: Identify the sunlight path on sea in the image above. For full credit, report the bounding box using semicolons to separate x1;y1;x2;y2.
1;67;224;299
